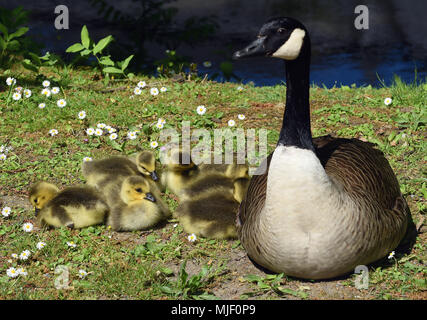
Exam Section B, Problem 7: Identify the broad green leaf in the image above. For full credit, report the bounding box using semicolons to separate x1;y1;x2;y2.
9;26;28;40
0;23;8;39
7;40;20;51
28;52;41;66
0;37;6;51
120;54;134;71
81;25;90;49
99;55;114;66
66;43;84;53
93;35;113;55
22;59;39;73
80;49;91;56
102;67;123;74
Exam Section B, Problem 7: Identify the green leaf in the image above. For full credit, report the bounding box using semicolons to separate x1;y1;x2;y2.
28;52;41;66
93;35;113;55
99;55;115;66
120;55;134;71
7;40;20;51
9;26;28;40
109;140;123;152
0;37;6;51
66;43;85;53
80;49;91;56
0;23;8;39
22;59;39;73
102;66;123;74
81;25;90;49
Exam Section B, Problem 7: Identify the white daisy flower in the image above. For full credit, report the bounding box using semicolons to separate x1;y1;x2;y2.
238;114;246;120
11;253;18;259
36;241;46;250
12;92;21;101
86;128;95;136
41;88;51;97
94;128;103;136
108;127;116;133
187;233;197;242
203;61;212;68
15;86;23;92
137;81;146;88
160;87;167;92
134;87;142;95
127;131;137;140
236;86;244;92
67;241;77;248
97;123;106;129
384;97;392;106
105;125;111;130
24;89;32;98
49;129;58;136
78;269;88;279
6;77;16;86
51;87;60;94
388;251;395;259
109;133;118;140
150;87;159;96
42;80;50;87
0;145;4;153
57;99;66;108
150;141;158;149
2;206;11;217
78;111;86;119
155;122;164;129
158;118;166;125
0;153;6;161
196;105;207;115
82;157;93;162
19;250;31;260
22;222;34;232
17;267;28;276
6;267;19;278
228;119;236;127
38;103;46;109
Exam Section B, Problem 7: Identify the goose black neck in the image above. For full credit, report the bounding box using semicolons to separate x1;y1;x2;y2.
278;39;314;151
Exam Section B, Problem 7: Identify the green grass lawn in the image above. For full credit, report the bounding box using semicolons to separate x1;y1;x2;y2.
0;66;425;299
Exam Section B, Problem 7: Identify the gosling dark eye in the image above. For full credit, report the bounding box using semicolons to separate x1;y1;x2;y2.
135;188;143;193
278;28;285;33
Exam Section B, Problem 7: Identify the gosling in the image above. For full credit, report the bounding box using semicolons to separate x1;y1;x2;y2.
29;182;109;229
106;176;168;231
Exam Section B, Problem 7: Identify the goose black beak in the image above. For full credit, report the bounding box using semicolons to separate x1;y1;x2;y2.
232;36;267;60
144;193;156;202
150;171;159;182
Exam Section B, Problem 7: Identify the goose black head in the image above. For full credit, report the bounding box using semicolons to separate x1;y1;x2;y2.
233;17;308;61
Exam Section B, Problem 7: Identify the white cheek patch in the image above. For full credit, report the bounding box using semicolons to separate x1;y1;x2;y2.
272;28;306;60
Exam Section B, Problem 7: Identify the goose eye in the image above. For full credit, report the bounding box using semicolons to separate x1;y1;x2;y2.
135;188;143;193
277;28;285;33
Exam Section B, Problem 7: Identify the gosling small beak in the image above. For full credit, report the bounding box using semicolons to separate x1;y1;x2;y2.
35;208;40;216
144;193;156;202
150;171;159;182
232;36;267;60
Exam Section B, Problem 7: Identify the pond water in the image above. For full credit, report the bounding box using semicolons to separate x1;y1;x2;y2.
4;0;427;87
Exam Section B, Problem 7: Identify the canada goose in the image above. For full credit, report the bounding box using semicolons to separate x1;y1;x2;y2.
29;181;109;229
106;176;167;231
175;172;241;239
233;17;415;279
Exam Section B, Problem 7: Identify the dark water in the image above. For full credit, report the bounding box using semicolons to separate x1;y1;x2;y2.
4;0;427;87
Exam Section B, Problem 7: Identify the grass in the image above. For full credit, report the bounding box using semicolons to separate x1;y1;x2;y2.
0;65;426;300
